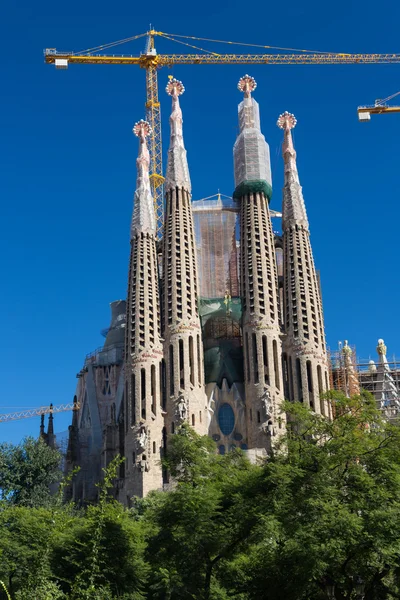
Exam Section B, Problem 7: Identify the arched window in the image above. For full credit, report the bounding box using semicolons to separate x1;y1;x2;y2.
169;345;174;396
296;358;303;402
131;374;136;426
179;339;184;389
218;403;235;436
151;364;156;415
141;368;146;419
189;336;195;385
252;333;259;384
262;335;269;385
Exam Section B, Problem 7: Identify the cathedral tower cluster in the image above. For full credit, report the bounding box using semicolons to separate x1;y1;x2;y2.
65;75;329;503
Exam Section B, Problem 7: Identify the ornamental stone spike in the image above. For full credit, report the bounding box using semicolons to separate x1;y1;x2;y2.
277;111;309;230
233;75;272;201
165;78;191;193
131;120;156;237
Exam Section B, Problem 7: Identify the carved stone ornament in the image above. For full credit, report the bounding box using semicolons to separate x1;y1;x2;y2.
176;395;188;423
136;422;148;451
261;388;273;420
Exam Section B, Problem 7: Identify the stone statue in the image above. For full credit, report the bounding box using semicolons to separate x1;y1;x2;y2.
261;388;272;420
177;396;187;422
137;423;147;450
377;338;387;357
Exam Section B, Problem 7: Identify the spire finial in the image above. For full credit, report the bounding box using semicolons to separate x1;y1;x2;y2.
238;75;257;98
133;119;152;141
166;78;185;98
165;77;191;192
131;119;156;236
277;111;297;130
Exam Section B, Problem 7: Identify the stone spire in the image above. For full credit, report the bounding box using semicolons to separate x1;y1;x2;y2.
236;76;286;451
278;112;308;229
165;78;191;192
233;74;272;201
47;405;56;449
131;120;156;236
162;77;208;441
376;338;400;419
277;112;329;415
124;120;164;499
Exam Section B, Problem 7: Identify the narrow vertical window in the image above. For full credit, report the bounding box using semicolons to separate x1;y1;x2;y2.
171;422;175;434
141;368;146;419
151;364;156;415
153;441;156;454
192;414;195;426
131;374;136;426
289;356;294;401
262;335;269;385
317;365;323;396
197;335;202;385
179;339;185;389
199;411;202;423
189;336;195;385
125;382;129;432
249;409;253;421
296;358;303;402
169;345;174;396
252;333;259;384
246;332;250;382
273;339;280;390
160;360;167;410
306;361;313;392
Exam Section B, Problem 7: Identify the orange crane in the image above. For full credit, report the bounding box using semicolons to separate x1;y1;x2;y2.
44;30;400;237
0;400;79;424
357;90;400;121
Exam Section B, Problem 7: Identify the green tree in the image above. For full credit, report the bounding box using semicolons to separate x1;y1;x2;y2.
52;457;148;600
0;437;61;507
223;392;400;600
145;424;262;600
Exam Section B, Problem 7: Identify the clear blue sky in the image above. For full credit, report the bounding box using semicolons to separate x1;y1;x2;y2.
2;0;400;443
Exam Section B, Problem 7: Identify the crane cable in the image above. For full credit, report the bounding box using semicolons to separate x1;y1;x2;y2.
73;30;351;58
376;90;400;106
159;32;351;56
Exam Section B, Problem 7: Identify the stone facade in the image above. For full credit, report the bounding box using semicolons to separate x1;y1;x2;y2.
65;78;329;502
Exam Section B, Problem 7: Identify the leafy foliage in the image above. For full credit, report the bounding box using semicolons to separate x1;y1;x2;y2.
1;393;400;599
0;437;61;507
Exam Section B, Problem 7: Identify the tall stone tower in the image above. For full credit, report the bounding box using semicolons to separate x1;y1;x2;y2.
277;112;329;415
124;120;164;499
234;75;286;450
162;78;208;438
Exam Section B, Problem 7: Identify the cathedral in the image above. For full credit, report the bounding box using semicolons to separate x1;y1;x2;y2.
65;75;329;503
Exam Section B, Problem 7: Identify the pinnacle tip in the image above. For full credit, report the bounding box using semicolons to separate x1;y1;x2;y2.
238;74;257;97
166;78;185;97
133;120;152;138
277;111;297;130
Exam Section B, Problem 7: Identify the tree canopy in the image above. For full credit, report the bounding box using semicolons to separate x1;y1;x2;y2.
1;392;400;599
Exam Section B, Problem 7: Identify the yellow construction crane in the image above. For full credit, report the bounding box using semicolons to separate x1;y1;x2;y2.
44;30;400;237
0;401;79;424
357;90;400;121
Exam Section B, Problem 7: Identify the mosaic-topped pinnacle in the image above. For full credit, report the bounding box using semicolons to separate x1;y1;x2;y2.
166;78;185;97
131;119;156;237
165;77;191;192
238;75;257;98
277;111;297;130
278;111;309;230
133;119;152;139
